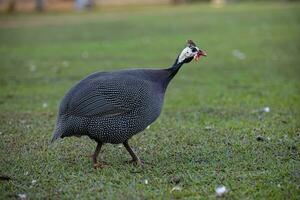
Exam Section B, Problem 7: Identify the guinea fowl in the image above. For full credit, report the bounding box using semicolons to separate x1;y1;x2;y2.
51;40;207;168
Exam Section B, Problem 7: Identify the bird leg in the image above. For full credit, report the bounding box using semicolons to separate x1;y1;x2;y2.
123;141;143;166
92;142;109;169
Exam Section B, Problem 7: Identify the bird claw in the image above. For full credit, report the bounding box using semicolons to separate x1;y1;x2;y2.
124;159;144;166
93;162;109;169
86;154;93;157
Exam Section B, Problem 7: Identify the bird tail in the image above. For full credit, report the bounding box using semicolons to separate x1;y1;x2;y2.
51;124;63;143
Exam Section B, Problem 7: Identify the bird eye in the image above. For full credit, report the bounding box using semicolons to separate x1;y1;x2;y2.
192;48;197;52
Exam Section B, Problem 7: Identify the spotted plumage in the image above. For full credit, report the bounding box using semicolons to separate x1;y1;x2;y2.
51;40;206;168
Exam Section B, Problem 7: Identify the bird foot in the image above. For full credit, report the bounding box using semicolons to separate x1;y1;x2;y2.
124;159;144;166
93;162;109;169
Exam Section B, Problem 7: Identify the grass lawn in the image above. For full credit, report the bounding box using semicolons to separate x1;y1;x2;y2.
0;2;300;199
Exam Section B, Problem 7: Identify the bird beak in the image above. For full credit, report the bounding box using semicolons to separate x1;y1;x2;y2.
194;49;207;61
199;50;207;56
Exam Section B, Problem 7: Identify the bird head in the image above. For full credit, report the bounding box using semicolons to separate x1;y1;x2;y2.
177;40;207;64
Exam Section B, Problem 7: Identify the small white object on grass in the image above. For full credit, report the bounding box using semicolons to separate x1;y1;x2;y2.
215;185;228;197
18;193;27;200
62;61;69;68
81;51;89;59
170;185;182;193
42;102;48;108
29;64;36;72
146;125;150;130
263;107;270;113
232;49;246;60
204;126;213;130
31;179;37;185
144;179;148;184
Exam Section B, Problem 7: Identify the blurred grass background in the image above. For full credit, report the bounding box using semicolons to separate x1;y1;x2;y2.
0;2;300;199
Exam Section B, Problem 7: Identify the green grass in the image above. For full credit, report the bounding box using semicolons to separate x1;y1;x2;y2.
0;2;300;199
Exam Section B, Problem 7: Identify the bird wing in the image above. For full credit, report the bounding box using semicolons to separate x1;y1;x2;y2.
68;89;129;117
63;74;150;118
